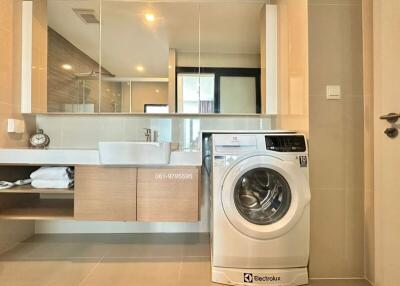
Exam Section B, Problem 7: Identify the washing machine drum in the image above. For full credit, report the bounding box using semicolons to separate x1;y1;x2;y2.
234;168;292;225
221;155;310;240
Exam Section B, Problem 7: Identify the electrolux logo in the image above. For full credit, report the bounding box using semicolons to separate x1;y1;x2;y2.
244;273;253;283
299;155;308;167
243;273;281;284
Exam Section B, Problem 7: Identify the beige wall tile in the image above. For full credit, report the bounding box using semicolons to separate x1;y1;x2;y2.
310;187;364;278
308;0;364;279
309;0;363;97
309;96;345;190
343;97;364;190
310;188;346;277
309;96;364;190
344;188;365;275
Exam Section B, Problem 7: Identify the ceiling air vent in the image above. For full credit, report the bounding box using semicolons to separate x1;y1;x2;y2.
73;8;99;24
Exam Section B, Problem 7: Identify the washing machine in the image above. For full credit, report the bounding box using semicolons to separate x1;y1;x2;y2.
209;132;310;286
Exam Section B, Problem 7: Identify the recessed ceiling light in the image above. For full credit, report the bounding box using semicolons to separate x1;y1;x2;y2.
155;89;160;93
61;64;72;70
145;13;155;22
136;65;144;72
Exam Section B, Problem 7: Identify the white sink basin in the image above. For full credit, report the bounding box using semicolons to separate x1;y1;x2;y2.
98;142;171;165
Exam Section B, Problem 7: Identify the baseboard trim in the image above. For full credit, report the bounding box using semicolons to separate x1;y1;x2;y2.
310;277;366;280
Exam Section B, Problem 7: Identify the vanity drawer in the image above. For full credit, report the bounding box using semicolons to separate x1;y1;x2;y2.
137;167;200;222
74;166;137;221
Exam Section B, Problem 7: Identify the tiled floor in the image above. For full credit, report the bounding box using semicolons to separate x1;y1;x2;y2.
0;233;371;286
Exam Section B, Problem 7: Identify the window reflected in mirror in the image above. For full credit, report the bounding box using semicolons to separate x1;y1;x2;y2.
176;68;260;114
177;73;215;114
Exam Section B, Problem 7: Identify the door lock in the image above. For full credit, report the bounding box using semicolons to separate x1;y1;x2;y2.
384;127;398;139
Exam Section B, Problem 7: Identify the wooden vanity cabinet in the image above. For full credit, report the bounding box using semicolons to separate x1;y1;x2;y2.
74;166;137;221
137;167;200;222
0;165;200;222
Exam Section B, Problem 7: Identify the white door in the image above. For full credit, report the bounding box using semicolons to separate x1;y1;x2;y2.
373;1;400;285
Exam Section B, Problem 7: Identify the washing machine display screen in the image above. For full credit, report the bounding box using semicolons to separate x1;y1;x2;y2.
234;168;291;225
265;135;306;152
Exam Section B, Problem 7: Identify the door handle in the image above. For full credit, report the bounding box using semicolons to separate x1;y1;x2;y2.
380;112;400;123
380;113;400;138
384;127;399;138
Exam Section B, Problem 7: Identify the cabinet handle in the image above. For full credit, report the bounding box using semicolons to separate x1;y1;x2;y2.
380;112;400;123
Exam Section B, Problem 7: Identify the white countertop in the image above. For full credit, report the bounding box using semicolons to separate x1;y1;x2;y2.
0;149;202;167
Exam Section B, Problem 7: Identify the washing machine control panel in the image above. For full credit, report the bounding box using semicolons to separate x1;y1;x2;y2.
265;135;306;152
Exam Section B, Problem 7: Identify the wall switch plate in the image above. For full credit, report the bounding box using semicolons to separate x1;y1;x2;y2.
326;85;341;100
7;119;25;134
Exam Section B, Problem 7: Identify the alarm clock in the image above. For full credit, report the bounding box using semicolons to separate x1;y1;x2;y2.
29;129;50;149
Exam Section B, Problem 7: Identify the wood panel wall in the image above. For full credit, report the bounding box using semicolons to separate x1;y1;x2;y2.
47;28;122;112
31;0;47;113
0;0;35;254
274;0;309;135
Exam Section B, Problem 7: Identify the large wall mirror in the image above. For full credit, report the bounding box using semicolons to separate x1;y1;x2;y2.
38;0;275;114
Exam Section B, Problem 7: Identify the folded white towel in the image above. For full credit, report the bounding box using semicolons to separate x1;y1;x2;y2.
30;167;74;180
31;179;73;189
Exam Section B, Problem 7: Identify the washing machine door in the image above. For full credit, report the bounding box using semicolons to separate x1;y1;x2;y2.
221;154;310;240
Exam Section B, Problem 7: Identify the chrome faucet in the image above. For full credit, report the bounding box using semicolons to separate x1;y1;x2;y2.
144;128;152;142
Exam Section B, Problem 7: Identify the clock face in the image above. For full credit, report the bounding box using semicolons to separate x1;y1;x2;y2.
30;134;46;147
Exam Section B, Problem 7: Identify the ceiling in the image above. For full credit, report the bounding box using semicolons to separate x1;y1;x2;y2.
48;1;264;78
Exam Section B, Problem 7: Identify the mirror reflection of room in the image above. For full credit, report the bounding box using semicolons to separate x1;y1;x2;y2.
46;1;266;114
177;2;262;114
47;0;101;112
